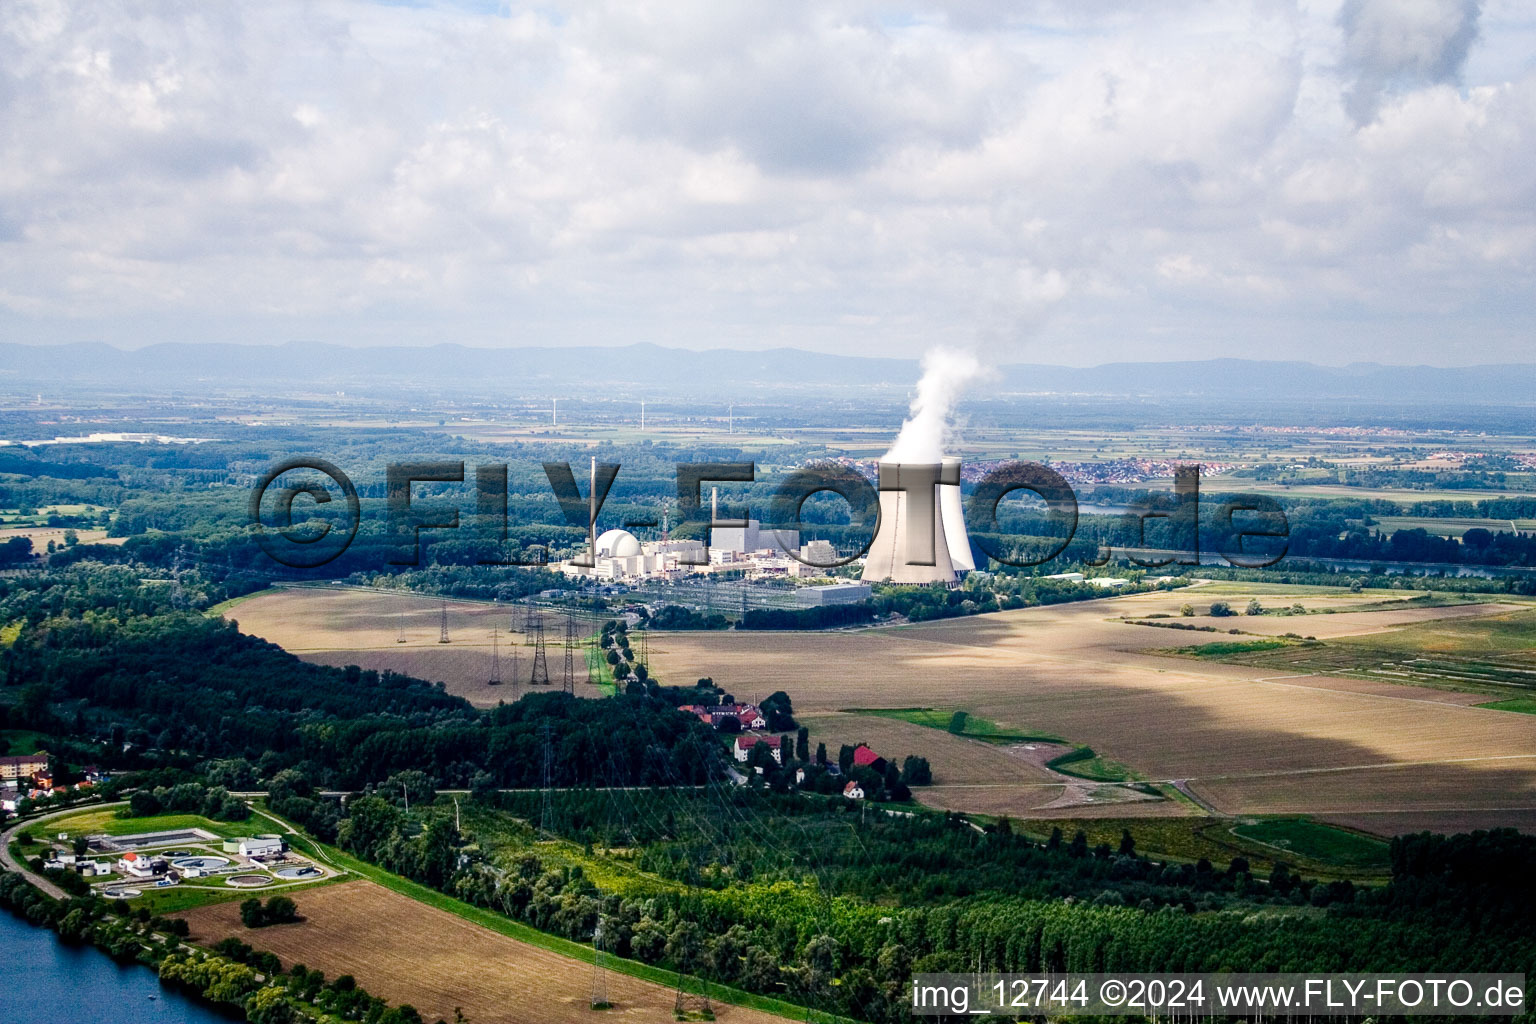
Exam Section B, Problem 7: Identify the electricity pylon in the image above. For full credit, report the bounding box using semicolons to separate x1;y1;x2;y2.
529;613;550;686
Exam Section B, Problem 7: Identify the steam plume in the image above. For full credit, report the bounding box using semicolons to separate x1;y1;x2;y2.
882;347;982;464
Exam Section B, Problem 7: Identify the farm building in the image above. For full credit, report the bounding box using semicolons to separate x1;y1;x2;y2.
851;744;885;772
842;781;865;800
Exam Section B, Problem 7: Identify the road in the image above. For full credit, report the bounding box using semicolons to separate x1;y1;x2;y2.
0;801;127;899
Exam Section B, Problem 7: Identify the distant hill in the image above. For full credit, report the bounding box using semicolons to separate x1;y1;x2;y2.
3;341;1534;405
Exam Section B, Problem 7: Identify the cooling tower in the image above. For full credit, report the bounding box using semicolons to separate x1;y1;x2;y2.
861;462;959;585
939;456;974;572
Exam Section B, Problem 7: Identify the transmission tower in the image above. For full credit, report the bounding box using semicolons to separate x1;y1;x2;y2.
528;612;550;686
538;721;554;839
590;920;610;1009
508;623;521;699
562;610;576;694
395;603;406;643
581;611;594;684
438;599;450;644
488;626;501;686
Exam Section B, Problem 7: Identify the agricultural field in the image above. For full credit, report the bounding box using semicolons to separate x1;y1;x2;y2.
1010;815;1391;878
646;587;1536;836
236;584;1536;839
174;879;793;1024
0;525;117;549
1229;818;1390;870
1373;515;1525;538
1176;604;1536;695
230;588;609;705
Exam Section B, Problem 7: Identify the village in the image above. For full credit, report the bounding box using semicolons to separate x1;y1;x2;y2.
677;700;915;803
0;749;106;815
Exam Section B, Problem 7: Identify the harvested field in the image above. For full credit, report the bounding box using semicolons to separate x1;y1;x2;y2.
232;588;608;704
173;880;789;1024
647;590;1536;835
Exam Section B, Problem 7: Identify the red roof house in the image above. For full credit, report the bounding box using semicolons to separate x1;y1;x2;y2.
852;744;883;769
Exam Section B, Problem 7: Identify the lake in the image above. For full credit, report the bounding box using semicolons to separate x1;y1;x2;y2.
0;909;233;1024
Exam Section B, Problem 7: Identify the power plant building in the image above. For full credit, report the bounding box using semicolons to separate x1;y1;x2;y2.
558;529;708;582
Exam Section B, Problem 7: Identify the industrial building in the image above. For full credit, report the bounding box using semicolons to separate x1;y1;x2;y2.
794;582;872;607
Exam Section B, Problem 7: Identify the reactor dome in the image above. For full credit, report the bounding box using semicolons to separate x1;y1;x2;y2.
595;528;642;558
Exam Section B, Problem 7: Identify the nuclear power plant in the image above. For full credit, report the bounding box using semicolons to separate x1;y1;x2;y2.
860;457;973;585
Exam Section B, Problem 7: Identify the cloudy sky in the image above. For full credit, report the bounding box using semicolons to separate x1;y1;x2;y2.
2;0;1533;365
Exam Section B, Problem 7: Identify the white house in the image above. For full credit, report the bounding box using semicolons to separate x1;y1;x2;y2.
238;835;286;858
117;852;165;878
733;734;782;765
842;780;865;800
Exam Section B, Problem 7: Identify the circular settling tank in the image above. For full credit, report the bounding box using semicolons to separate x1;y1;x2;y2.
172;856;230;870
226;874;272;888
103;888;141;899
274;866;321;879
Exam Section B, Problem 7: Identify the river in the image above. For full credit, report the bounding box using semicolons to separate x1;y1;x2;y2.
0;909;234;1024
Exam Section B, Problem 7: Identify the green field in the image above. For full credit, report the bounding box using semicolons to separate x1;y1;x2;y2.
1231;819;1391;871
1044;745;1140;783
1186;581;1407;598
1180;606;1536;697
1478;698;1536;715
1373;516;1520;538
48;809;258;843
1179;638;1298;658
1015;816;1392;878
0;729;49;755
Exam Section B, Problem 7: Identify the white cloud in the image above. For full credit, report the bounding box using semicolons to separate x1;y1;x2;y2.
0;0;1533;364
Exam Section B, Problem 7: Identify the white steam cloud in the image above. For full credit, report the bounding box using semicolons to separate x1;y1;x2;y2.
882;347;983;464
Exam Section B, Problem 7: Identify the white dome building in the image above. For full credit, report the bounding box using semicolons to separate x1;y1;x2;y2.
595;529;642;559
